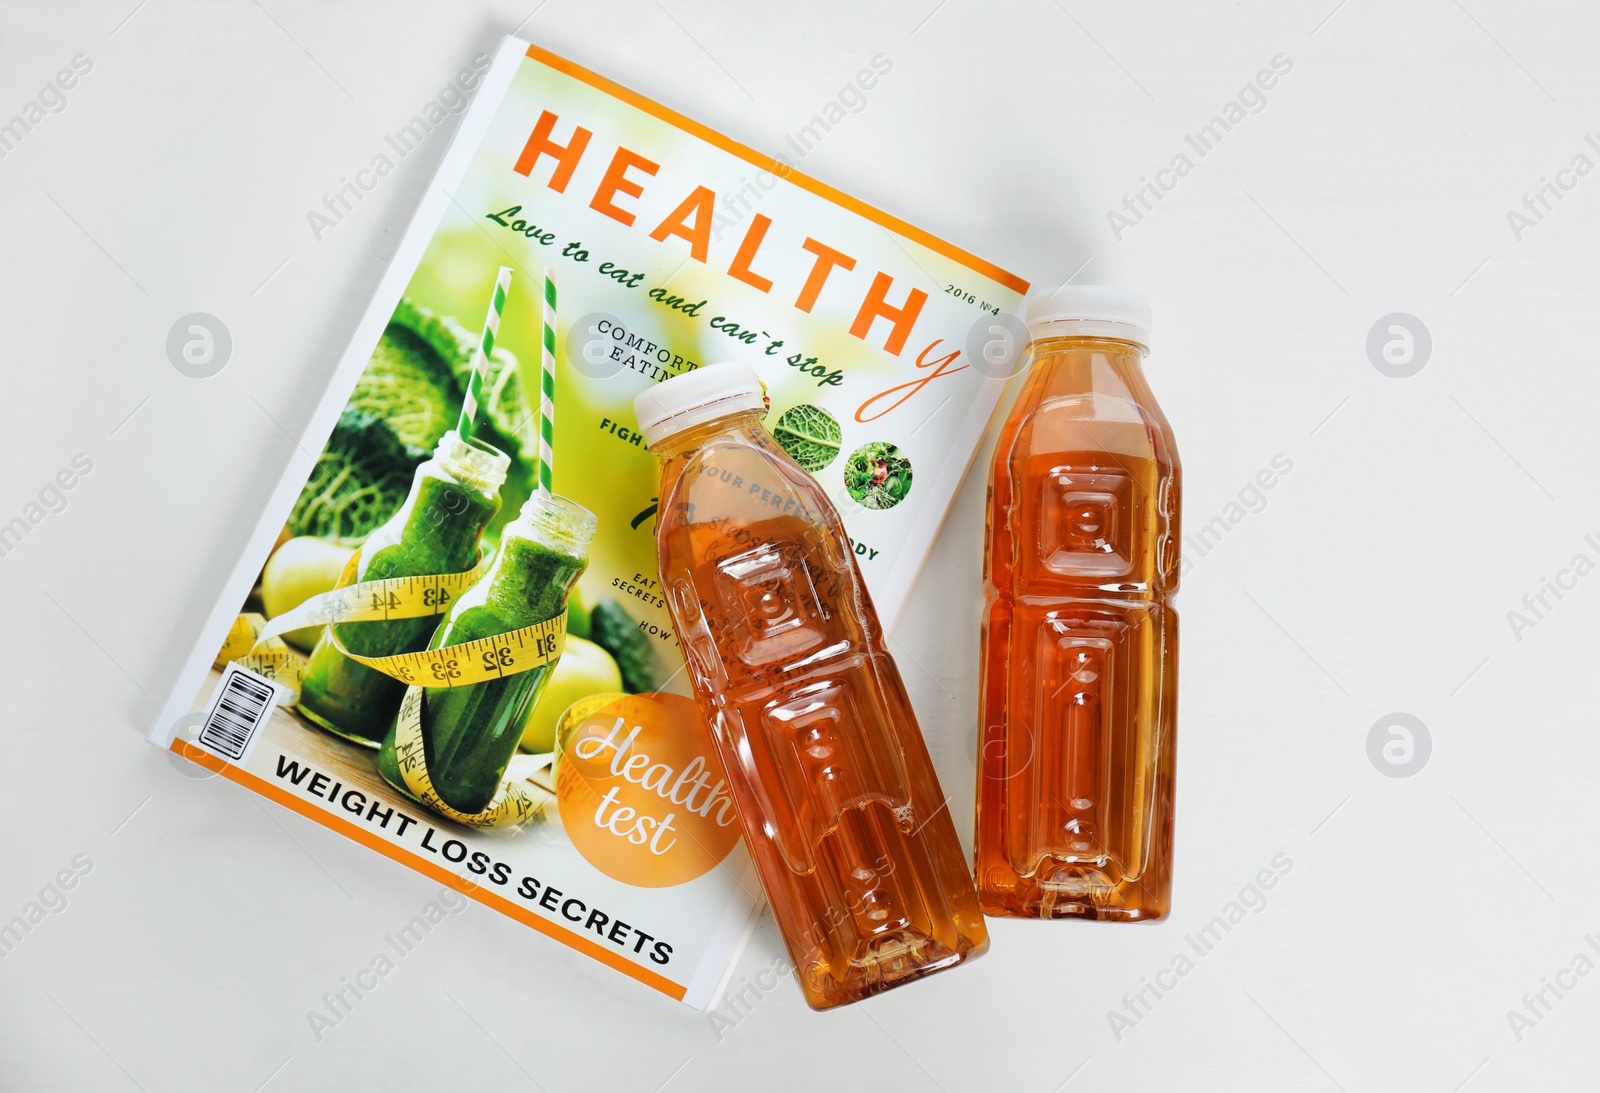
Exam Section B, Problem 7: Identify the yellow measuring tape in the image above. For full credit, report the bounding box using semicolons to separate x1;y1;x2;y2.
390;685;553;829
215;613;303;692
254;554;492;645
214;554;493;701
329;614;566;688
355;614;566;828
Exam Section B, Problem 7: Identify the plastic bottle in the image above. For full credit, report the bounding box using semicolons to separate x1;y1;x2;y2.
975;287;1181;921
637;362;987;1009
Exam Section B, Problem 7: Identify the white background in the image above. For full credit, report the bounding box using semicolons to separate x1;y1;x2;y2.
2;1;1596;1089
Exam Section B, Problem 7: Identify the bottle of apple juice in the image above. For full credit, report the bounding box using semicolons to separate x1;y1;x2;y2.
975;287;1181;921
638;362;987;1010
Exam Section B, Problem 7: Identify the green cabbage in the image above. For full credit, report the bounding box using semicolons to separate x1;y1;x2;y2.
391;298;534;455
288;407;418;541
352;324;459;457
286;298;536;542
771;404;842;472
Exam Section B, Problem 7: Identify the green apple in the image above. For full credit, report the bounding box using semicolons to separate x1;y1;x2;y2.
566;584;592;641
519;636;623;753
261;536;355;651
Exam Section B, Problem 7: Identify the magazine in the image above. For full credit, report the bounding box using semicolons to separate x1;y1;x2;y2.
148;34;1028;1008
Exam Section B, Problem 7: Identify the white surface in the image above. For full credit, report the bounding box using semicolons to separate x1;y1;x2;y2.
1;1;1595;1089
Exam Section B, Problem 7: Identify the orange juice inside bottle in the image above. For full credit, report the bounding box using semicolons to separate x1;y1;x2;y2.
976;287;1180;921
636;363;987;1009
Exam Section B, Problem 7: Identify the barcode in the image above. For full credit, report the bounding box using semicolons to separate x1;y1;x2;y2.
199;665;274;761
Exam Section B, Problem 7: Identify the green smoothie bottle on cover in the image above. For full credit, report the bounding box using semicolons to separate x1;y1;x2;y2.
377;492;594;814
297;431;509;746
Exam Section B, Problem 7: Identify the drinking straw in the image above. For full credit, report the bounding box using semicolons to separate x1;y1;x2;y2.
537;269;556;495
457;265;514;440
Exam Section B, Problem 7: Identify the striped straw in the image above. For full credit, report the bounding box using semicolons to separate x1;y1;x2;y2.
457;265;514;440
537;269;556;495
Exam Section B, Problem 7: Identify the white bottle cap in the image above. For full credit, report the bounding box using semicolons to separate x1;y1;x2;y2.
1024;285;1151;347
633;362;766;447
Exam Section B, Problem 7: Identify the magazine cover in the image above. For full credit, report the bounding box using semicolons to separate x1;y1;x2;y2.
148;35;1027;1008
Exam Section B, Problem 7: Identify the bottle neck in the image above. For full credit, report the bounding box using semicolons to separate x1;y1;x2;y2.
433;430;511;497
1024;334;1151;403
1030;333;1146;363
503;492;596;561
646;408;767;460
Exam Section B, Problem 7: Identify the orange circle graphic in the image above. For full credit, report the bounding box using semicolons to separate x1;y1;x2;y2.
556;693;742;888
